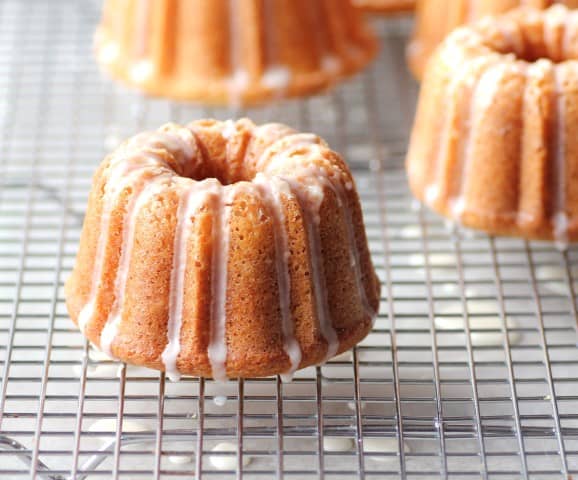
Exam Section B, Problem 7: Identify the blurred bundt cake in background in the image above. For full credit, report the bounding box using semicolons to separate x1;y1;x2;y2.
95;0;378;105
407;6;578;244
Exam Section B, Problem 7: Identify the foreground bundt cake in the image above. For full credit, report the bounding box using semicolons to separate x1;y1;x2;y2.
352;0;415;14
65;119;380;380
95;0;378;105
407;5;578;244
408;0;578;79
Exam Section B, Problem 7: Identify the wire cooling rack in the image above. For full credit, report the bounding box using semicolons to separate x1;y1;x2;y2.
1;1;578;478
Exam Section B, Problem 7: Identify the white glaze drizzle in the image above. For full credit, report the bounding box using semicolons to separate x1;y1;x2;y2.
259;0;292;96
424;184;440;206
563;12;573;61
263;0;275;68
322;55;341;74
261;66;292;90
544;4;566;61
207;186;235;382
77;163;125;333
227;0;249;105
254;174;302;378
78;160;162;333
162;179;221;381
256;133;321;172
311;0;339;74
221;119;237;140
517;59;549;227
466;0;477;23
298;163;376;321
263;138;340;361
287;175;339;362
130;60;154;84
281;174;338;362
227;0;239;80
564;9;578;59
130;129;197;173
330;179;376;321
78;129;193;335
222;120;243;183
148;129;197;166
129;0;154;83
97;40;120;66
100;172;171;357
552;66;568;248
253;123;296;146
425;53;492;210
135;0;152;58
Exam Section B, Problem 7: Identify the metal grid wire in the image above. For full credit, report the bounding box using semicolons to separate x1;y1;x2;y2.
1;1;578;478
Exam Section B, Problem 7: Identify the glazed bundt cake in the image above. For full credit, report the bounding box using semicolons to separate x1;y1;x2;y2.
408;0;578;79
407;5;578;244
65;119;380;380
95;0;378;105
352;0;415;14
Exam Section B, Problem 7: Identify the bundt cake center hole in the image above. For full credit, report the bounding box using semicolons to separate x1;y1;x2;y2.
185;169;244;186
183;120;258;185
495;44;563;63
184;149;255;187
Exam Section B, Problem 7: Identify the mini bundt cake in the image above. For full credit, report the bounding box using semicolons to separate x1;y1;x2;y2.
407;5;578;244
65;119;380;380
408;0;578;79
352;0;415;14
95;0;378;105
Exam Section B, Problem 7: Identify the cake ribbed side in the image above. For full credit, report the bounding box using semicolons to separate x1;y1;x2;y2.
176;186;217;378
107;176;178;362
459;63;525;231
560;63;578;236
518;61;554;234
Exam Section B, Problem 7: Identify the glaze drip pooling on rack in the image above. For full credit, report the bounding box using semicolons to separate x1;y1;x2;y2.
65;119;381;380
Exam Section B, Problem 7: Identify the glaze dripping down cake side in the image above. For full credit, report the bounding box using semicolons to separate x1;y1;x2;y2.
94;0;378;105
406;5;578;244
65;119;381;380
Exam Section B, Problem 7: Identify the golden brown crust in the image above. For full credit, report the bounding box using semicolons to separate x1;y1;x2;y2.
65;119;380;379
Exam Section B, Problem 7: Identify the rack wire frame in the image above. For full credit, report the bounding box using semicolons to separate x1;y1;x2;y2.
1;1;578;478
